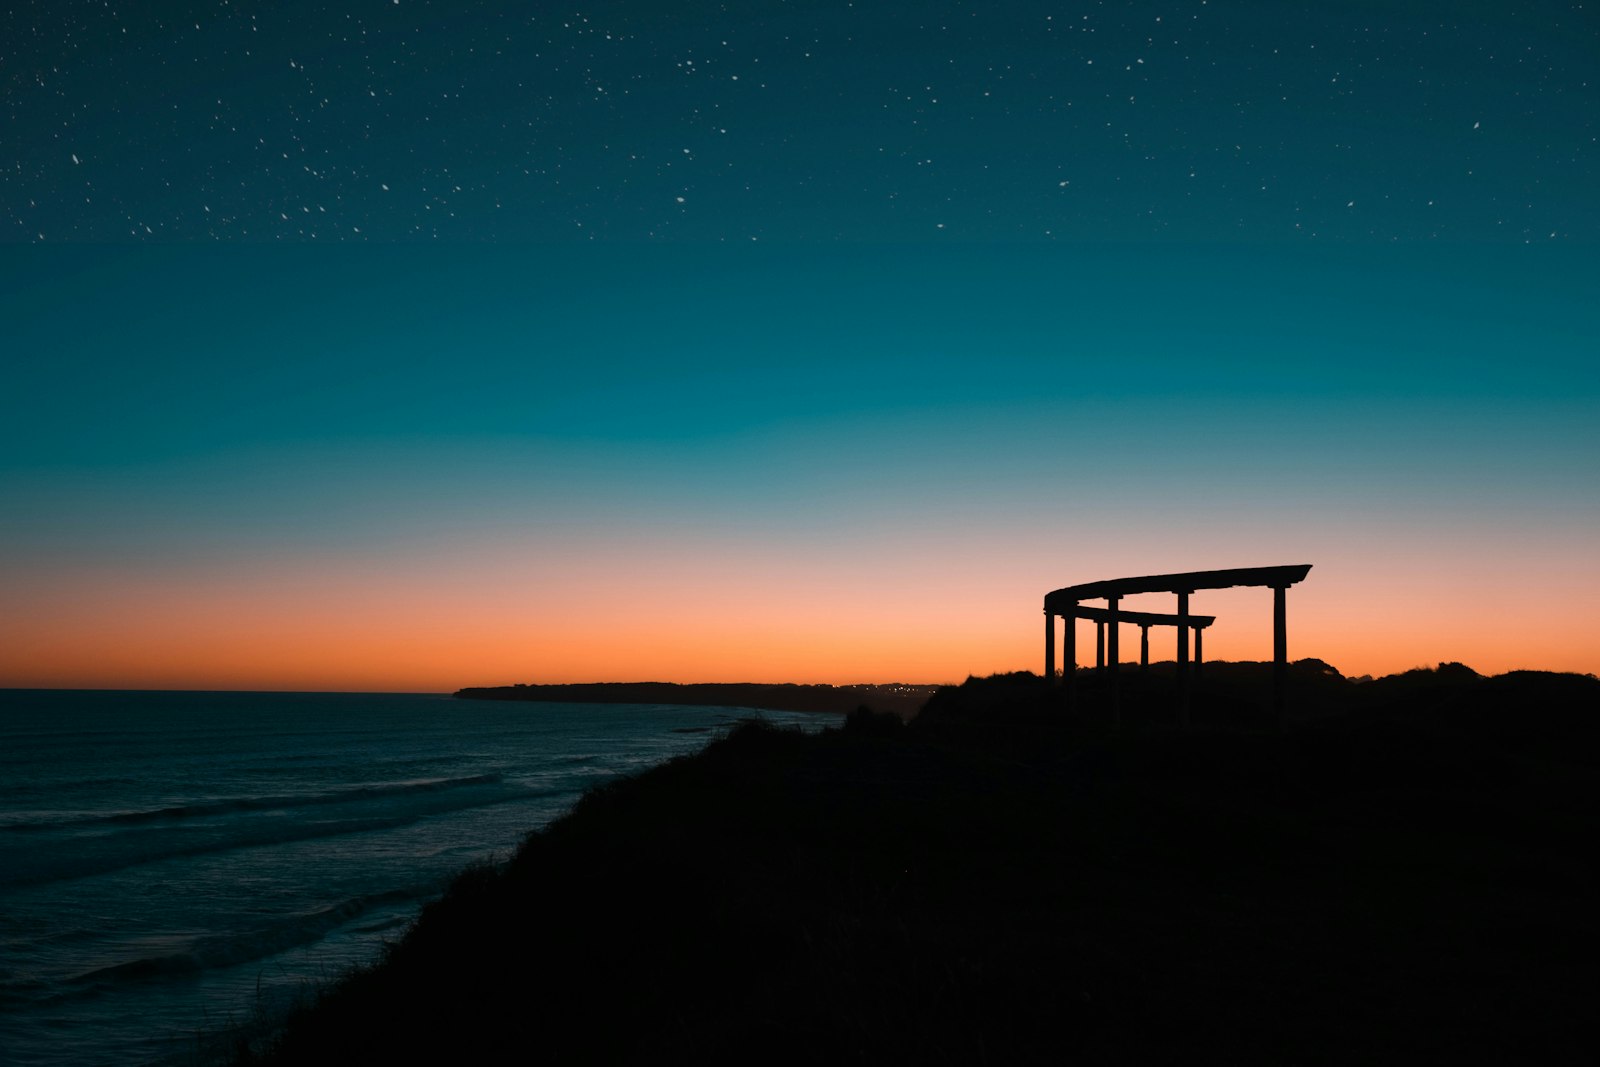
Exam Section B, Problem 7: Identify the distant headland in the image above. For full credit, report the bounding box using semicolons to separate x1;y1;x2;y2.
454;681;938;719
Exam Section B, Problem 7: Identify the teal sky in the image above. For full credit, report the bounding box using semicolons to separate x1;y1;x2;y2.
6;244;1595;459
2;3;1597;686
3;247;1597;686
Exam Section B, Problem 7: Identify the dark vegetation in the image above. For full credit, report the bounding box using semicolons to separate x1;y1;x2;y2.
250;664;1598;1065
456;681;937;719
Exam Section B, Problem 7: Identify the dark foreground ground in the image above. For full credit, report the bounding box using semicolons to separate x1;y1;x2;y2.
249;663;1598;1065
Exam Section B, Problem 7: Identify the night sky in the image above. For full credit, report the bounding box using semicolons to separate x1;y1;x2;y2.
2;2;1597;690
10;0;1597;242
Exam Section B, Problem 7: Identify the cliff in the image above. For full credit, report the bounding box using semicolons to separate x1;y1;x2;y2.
252;666;1599;1065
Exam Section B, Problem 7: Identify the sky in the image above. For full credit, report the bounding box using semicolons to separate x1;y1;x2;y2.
2;2;1597;690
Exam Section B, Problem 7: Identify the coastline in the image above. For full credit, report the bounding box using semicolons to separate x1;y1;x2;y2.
252;666;1599;1064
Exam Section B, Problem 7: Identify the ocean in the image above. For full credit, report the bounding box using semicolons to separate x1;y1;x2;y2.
0;690;829;1066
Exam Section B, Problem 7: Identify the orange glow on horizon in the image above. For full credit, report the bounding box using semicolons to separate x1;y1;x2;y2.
3;538;1595;692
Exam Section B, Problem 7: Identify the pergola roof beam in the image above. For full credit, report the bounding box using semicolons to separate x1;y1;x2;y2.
1065;605;1215;628
1045;564;1312;608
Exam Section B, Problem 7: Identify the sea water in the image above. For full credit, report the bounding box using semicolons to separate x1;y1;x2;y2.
0;690;828;1066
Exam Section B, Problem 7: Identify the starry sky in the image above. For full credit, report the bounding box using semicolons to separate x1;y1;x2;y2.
9;0;1598;242
2;2;1597;690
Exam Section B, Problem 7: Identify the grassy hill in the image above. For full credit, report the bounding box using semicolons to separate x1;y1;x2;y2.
246;664;1599;1065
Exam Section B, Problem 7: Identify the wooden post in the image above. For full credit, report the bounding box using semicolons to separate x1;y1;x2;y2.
1176;593;1190;671
1063;602;1077;705
1194;626;1204;678
1176;591;1191;727
1273;585;1287;728
1140;625;1150;671
1044;611;1056;680
1096;621;1106;672
1107;596;1122;727
1107;597;1121;672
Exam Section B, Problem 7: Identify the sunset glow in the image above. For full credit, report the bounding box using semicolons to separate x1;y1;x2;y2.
3;247;1595;698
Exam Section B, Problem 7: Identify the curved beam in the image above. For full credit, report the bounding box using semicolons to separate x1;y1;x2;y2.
1065;605;1215;629
1045;564;1311;611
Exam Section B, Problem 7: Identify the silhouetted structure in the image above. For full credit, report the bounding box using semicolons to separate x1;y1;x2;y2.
1044;565;1313;726
1064;604;1216;675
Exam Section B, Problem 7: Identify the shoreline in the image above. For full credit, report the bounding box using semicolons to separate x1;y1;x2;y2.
252;665;1599;1064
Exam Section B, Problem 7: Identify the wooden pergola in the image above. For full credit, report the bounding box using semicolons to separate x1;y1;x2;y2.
1043;564;1313;724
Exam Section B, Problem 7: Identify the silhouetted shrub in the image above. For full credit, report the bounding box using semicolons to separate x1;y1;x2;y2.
913;671;1066;726
844;704;904;736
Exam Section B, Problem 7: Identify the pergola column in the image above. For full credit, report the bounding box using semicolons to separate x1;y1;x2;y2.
1273;585;1288;727
1176;590;1191;727
1106;595;1122;726
1044;611;1056;680
1063;601;1077;703
1096;621;1106;672
1106;596;1121;672
1176;593;1190;669
1140;625;1150;671
1194;626;1204;678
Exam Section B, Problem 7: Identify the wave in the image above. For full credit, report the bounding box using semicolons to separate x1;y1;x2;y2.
0;784;562;890
0;774;142;801
0;774;506;833
60;885;434;997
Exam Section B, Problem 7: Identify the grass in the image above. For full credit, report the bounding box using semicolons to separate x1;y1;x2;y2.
246;665;1599;1065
